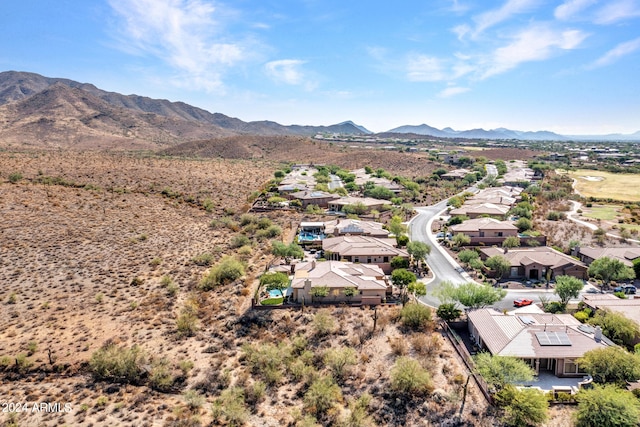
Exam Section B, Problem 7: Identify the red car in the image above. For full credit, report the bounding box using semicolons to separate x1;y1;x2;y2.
513;298;533;307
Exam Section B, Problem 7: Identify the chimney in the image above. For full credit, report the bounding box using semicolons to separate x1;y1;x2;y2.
595;326;602;342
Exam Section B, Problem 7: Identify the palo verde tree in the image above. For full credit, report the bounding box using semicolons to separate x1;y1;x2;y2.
588;256;635;290
436;281;507;309
473;353;535;391
554;275;585;307
391;268;418;306
406;240;431;268
271;241;304;264
485;255;511;279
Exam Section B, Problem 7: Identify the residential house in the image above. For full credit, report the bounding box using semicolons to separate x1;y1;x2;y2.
576;246;640;268
327;196;392;214
352;169;404;193
468;308;611;378
322;235;408;273
291;260;389;304
290;190;340;208
479;247;588;280
449;217;518;245
441;168;471;180
449;202;510;219
582;294;640;326
323;218;390;238
500;167;537;187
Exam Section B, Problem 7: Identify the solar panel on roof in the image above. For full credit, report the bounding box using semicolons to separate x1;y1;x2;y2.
578;324;595;334
535;331;571;346
519;316;535;325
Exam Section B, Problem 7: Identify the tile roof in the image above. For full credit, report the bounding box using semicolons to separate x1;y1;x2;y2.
450;217;517;233
468;308;611;359
291;261;387;291
322;236;408;257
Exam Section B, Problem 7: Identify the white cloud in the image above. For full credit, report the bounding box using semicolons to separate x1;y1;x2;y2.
590;37;640;67
406;55;447;82
264;59;317;90
108;0;251;92
481;24;588;78
594;0;640;24
554;0;597;21
472;0;540;37
438;86;470;97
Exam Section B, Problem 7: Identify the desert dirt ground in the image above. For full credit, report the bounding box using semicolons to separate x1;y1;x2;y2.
0;150;500;426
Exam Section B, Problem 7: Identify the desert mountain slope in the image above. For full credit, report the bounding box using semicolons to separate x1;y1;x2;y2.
0;71;369;149
0;83;235;149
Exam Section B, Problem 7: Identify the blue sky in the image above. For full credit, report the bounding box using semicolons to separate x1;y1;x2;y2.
1;0;639;134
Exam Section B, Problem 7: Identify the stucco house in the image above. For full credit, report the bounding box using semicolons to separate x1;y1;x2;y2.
479;247;588;281
327;196;392;214
449;202;510;219
322;235;408;273
468;308;611;378
449;217;518;245
323;218;390;238
291;260;389;305
576;246;640;267
290;190;340;208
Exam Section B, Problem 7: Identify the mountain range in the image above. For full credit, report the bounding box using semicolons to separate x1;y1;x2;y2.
0;70;638;149
386;124;640;142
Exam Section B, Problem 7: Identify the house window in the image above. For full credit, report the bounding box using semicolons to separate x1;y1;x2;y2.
563;359;583;375
354;257;359;263
367;258;371;264
497;232;503;237
383;256;389;263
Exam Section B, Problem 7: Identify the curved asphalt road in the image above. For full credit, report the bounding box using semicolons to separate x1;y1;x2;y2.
408;165;566;309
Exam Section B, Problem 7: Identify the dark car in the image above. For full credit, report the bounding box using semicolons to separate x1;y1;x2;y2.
614;284;636;294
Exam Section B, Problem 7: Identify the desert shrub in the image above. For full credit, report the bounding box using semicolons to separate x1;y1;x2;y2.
313;309;336;337
230;234;251;249
211;387;248;426
400;303;433;330
324;347;357;380
390;357;433;396
8;172;23;183
544;301;564;314
200;256;245;290
242;342;292;385
436;303;462;322
149;358;175;392
304;375;343;417
192;252;214;266
182;389;205;410
176;310;198;337
411;333;443;357
14;354;33;374
89;342;146;384
495;385;549;427
575;385;640;427
389;337;409;356
244;380;266;407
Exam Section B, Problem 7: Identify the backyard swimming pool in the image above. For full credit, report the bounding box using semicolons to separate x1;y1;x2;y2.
298;232;325;242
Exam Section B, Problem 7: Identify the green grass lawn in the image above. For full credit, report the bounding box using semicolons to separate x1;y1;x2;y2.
568;169;640;202
582;205;622;220
260;297;283;306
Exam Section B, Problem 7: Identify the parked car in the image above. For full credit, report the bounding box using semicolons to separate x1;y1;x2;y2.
513;298;534;307
614;284;636;294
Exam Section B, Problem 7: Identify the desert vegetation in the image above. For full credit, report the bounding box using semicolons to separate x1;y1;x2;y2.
0;150;494;426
